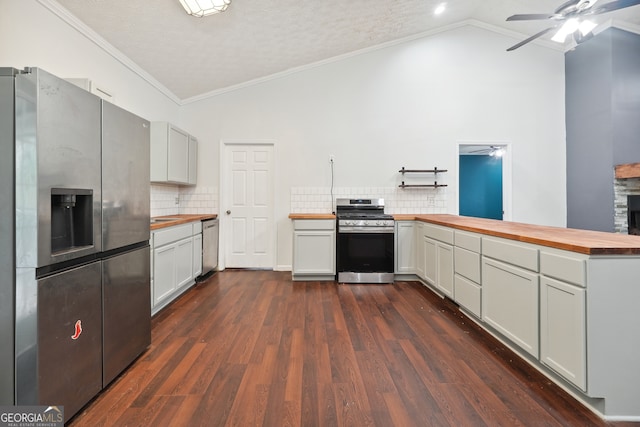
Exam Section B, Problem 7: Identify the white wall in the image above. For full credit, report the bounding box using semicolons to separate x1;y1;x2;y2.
1;2;567;270
0;0;180;122
181;24;567;269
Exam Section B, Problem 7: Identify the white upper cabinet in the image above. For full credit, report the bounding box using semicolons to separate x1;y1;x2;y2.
150;122;197;186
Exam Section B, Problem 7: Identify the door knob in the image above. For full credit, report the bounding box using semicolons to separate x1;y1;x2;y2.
226;210;231;215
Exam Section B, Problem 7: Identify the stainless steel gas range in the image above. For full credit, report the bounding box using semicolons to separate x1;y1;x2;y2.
335;198;395;283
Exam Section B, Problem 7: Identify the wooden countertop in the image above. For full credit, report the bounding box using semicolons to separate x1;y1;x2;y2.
150;214;217;231
412;214;640;255
289;213;336;219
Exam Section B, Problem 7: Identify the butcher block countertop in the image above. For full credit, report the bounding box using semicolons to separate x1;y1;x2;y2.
289;213;336;219
404;214;640;255
150;214;217;231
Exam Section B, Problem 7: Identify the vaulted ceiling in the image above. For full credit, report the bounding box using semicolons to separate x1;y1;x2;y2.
51;0;640;101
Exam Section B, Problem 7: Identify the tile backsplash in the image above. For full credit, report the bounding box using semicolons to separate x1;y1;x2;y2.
290;186;448;214
151;185;446;217
150;184;218;217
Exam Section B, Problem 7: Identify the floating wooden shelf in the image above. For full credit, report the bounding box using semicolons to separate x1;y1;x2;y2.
398;167;447;188
399;167;448;174
399;182;448;188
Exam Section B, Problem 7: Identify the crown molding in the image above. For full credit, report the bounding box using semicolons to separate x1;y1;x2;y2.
37;0;182;105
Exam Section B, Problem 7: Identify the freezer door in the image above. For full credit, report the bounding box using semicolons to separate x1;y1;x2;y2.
36;261;103;423
101;101;150;251
103;246;151;386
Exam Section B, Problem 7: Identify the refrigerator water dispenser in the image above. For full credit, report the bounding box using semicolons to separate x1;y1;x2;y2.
51;188;94;254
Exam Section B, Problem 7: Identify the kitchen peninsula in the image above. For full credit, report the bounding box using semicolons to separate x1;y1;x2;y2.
395;214;640;421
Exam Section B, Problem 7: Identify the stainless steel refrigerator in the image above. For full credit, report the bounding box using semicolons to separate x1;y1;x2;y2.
0;67;151;422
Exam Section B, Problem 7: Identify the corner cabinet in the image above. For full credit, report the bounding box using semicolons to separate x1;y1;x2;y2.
292;219;335;281
150;122;198;186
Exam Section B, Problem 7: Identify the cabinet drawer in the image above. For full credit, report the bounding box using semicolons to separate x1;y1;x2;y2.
423;223;454;245
483;237;539;272
540;251;586;287
454;246;481;283
153;223;192;247
293;219;335;231
192;221;202;234
455;230;481;253
455;274;481;317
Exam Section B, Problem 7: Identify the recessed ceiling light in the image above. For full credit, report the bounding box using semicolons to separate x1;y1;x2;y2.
434;3;446;16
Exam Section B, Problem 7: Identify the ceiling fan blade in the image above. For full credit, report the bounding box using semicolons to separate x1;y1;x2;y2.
506;26;559;51
506;13;559;21
554;0;582;13
588;0;640;14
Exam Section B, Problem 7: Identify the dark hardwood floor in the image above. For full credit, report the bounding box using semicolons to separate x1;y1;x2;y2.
69;271;638;426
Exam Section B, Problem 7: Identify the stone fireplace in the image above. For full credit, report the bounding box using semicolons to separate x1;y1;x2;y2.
614;163;640;234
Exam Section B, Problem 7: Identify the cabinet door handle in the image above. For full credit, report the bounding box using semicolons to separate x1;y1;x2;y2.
226;210;231;215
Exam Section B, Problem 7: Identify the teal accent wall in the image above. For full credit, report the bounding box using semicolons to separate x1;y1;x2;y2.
459;155;503;220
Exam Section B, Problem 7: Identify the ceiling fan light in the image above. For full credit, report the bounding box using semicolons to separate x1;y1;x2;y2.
179;0;231;17
579;19;598;36
551;18;580;43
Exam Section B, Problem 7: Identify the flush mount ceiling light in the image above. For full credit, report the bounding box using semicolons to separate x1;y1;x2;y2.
434;3;447;16
179;0;231;17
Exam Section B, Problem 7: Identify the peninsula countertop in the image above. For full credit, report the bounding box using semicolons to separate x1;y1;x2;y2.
396;214;640;255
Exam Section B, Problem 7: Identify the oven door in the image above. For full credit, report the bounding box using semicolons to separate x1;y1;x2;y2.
337;229;394;283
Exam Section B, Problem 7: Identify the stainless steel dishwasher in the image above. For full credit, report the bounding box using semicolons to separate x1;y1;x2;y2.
200;218;219;279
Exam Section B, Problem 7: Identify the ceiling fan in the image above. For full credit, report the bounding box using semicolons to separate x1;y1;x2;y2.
463;146;505;157
506;0;640;51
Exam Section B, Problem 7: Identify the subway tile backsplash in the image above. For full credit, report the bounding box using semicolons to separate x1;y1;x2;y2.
290;186;448;214
150;184;218;217
151;185;446;217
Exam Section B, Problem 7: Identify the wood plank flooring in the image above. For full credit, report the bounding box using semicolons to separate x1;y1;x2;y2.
69;271;638;426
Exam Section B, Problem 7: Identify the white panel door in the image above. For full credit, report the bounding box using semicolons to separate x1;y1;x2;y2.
224;143;274;268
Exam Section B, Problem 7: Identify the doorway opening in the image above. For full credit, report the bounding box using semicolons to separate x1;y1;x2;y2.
457;143;511;221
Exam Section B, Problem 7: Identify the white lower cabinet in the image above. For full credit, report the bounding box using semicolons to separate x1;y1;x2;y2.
422;224;454;298
482;257;539;358
175;237;194;289
153;243;178;305
151;221;202;315
540;275;586;391
394;221;416;274
415;222;425;279
193;233;203;278
292;219;335;280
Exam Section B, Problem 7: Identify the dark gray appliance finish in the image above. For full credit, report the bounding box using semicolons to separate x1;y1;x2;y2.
0;67;151;422
201;218;219;278
0;68;17;405
335;198;395;284
101;101;151;387
34;262;103;419
101;101;150;251
102;246;150;386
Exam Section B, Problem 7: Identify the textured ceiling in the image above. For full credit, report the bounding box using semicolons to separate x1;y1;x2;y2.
53;0;640;101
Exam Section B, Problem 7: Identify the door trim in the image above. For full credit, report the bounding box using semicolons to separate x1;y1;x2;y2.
455;142;512;221
219;140;276;270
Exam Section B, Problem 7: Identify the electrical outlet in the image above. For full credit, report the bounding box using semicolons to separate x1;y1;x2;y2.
329;155;335;163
